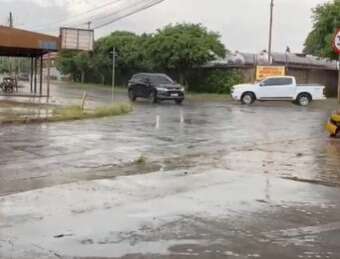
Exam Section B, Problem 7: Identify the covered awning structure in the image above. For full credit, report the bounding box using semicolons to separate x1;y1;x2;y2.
0;26;59;97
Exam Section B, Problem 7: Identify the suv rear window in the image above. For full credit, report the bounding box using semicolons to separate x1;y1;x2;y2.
132;74;174;84
149;75;173;84
132;74;146;80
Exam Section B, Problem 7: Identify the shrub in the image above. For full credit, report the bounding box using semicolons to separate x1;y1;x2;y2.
188;69;243;94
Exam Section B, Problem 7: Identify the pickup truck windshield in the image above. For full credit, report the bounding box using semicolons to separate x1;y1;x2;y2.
262;78;293;86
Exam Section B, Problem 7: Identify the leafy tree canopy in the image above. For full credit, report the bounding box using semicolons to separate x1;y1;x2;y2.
55;23;233;91
146;23;226;83
304;0;340;59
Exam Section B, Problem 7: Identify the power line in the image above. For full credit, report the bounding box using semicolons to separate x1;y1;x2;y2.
66;0;141;28
69;0;164;29
26;0;166;34
93;0;166;29
28;0;126;31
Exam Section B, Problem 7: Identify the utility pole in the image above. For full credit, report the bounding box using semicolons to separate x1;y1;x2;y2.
338;55;340;103
112;47;116;103
9;12;14;78
87;21;92;29
9;12;13;27
334;29;340;103
268;0;274;64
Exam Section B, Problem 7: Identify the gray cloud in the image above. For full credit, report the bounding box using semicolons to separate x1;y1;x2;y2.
0;0;68;31
0;0;330;53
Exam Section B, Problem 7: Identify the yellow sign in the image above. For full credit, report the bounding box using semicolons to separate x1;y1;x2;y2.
256;66;286;81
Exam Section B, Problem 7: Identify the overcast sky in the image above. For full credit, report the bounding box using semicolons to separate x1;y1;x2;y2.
0;0;330;53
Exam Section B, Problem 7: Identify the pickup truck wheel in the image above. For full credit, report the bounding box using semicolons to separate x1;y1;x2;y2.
297;94;311;106
241;93;255;105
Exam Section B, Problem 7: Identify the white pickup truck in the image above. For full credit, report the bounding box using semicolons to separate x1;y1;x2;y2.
231;76;326;106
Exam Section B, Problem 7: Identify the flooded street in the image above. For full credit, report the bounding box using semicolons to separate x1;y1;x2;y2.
1;84;340;258
0;84;339;195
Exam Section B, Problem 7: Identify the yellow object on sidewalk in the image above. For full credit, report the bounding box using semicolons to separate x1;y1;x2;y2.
331;114;340;123
326;122;338;135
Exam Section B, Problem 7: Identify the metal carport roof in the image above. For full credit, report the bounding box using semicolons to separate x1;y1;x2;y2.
0;26;59;57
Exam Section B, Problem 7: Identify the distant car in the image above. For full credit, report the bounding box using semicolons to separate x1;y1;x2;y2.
18;73;29;82
231;76;326;106
0;77;16;93
128;73;185;104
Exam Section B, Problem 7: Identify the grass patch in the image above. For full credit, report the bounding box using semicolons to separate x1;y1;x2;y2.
51;103;133;122
135;155;147;165
52;105;84;121
94;103;132;117
0;103;132;125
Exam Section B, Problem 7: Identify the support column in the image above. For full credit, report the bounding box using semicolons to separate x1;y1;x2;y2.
39;56;43;96
34;57;37;94
30;57;33;93
47;53;51;98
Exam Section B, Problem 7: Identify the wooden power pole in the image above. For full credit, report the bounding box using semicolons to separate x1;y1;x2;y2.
112;48;116;103
9;12;14;77
268;0;274;64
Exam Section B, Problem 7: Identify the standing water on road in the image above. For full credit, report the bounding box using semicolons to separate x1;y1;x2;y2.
1;1;340;257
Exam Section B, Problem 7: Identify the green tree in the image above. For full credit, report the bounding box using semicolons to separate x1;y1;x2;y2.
187;69;243;94
55;24;232;92
146;23;227;85
94;31;151;85
304;0;340;59
56;51;75;80
56;31;151;85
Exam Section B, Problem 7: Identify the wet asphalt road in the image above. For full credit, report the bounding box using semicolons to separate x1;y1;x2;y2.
0;83;339;195
1;82;340;258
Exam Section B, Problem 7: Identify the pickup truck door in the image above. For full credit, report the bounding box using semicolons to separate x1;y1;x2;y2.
257;78;295;100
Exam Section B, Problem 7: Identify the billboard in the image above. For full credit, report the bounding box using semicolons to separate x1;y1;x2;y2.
60;27;94;51
256;66;286;81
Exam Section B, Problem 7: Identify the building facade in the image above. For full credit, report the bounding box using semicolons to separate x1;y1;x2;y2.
206;52;339;97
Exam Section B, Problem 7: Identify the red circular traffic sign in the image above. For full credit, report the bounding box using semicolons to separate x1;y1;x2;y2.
333;29;340;55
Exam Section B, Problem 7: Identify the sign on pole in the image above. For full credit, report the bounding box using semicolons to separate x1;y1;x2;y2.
60;27;94;51
333;28;340;55
333;29;340;103
256;66;285;81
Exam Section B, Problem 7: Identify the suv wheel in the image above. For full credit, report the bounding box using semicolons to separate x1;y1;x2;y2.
241;93;255;105
297;94;311;106
149;91;158;103
175;99;183;105
128;89;136;102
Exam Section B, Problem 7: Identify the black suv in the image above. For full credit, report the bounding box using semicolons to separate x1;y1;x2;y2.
128;73;185;104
